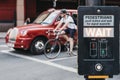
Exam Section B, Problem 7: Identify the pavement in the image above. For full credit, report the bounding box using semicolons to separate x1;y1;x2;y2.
0;32;6;39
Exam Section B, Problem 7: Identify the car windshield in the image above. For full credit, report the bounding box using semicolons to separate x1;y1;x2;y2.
33;12;50;24
33;11;59;24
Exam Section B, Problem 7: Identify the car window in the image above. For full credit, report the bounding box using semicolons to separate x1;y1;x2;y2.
41;11;59;24
33;12;50;24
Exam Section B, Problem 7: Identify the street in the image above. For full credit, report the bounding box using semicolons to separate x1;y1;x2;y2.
0;38;120;80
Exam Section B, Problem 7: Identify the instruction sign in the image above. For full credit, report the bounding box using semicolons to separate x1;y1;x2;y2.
84;15;114;26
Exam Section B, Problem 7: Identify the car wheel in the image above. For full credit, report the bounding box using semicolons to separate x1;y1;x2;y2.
30;37;47;55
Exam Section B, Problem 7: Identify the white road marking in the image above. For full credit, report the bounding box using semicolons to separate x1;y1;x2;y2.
1;50;77;73
47;56;77;62
0;44;8;47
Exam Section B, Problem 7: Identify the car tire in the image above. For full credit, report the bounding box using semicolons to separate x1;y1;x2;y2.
30;37;47;55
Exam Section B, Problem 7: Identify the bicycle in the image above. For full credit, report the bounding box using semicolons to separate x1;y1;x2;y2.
44;30;77;59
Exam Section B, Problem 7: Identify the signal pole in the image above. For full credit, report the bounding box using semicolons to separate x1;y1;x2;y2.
78;0;105;6
85;0;105;6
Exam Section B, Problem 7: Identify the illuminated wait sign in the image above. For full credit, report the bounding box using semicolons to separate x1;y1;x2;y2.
84;28;114;37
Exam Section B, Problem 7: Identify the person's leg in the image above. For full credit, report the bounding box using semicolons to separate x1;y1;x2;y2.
63;35;69;42
61;29;69;42
69;29;76;53
69;37;74;52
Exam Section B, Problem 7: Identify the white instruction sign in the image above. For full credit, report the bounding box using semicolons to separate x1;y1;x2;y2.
84;28;114;37
84;15;114;26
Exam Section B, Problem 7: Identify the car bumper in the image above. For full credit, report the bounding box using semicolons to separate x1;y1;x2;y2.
6;37;32;50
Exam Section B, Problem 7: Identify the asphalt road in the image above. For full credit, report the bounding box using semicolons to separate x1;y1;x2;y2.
0;39;120;80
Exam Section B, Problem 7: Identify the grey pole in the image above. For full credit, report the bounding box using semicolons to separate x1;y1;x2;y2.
79;0;85;5
85;0;105;6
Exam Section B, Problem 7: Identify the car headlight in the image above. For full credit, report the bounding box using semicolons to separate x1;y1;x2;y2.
9;28;18;41
21;30;28;36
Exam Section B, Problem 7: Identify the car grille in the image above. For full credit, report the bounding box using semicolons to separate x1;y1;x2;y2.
9;28;18;42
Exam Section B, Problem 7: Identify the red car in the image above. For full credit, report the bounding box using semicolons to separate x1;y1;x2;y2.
5;8;78;54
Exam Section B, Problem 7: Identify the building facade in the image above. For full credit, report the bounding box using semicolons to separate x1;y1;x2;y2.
0;0;120;31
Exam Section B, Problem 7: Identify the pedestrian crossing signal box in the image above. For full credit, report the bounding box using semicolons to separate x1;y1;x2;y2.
78;6;119;77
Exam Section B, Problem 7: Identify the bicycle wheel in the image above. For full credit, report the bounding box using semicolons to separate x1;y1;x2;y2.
44;39;61;59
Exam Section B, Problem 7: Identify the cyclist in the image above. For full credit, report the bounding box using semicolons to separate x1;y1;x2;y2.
54;9;77;55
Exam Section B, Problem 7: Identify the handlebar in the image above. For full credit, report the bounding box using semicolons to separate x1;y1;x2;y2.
46;30;64;39
46;30;62;35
